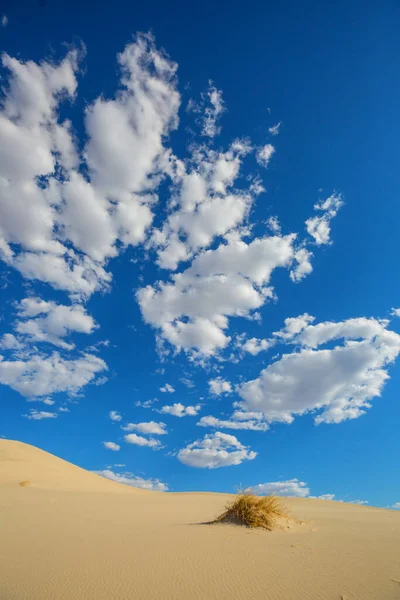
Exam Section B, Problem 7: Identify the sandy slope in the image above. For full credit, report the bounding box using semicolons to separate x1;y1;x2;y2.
1;440;400;600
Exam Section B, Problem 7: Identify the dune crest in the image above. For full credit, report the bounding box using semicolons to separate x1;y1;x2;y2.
0;439;145;492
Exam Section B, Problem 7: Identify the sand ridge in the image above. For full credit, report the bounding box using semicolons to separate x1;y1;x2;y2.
1;439;400;599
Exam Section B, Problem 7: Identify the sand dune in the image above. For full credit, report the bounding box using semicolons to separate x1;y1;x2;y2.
1;440;400;599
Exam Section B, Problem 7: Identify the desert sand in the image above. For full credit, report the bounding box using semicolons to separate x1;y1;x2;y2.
1;439;400;600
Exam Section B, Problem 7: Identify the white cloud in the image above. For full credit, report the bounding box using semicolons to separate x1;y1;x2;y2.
242;337;275;356
15;297;96;349
151;141;253;271
177;431;257;468
197;415;268;431
1;15;8;27
160;383;175;393
273;313;315;340
95;469;168;491
0;352;106;397
138;233;311;356
391;308;400;318
201;84;225;138
109;410;122;422
103;441;120;451
122;421;167;435
208;377;232;396
305;193;343;246
250;481;368;504
0;34;180;298
290;246;313;282
0;333;23;350
256;144;275;168
158;403;201;417
135;399;155;408
250;478;310;497
268;122;281;136
390;502;400;510
239;315;400;425
23;409;58;420
123;433;161;449
42;398;55;405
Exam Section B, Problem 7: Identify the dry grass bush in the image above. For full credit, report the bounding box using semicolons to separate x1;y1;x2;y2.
213;488;287;530
19;480;31;487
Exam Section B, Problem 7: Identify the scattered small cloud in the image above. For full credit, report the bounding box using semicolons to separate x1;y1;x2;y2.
122;421;167;435
201;83;225;138
160;383;175;393
135;399;155;408
103;441;120;451
197;414;268;431
268;122;281;136
159;403;201;417
250;479;310;497
208;377;232;397
177;431;257;468
1;15;8;27
95;469;168;491
242;337;275;356
109;410;122;422
256;144;275;168
124;433;162;449
305;193;343;246
23;409;58;420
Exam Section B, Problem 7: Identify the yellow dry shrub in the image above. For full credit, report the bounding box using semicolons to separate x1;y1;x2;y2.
213;488;287;530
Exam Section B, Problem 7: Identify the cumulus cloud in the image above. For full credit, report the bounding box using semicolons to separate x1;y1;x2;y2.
109;410;122;421
250;478;310;497
123;433;162;448
15;297;96;349
160;383;175;393
95;469;168;491
239;315;400;425
0;352;106;397
273;313;315;341
256;144;275;168
150;140;254;271
391;308;400;318
122;421;167;435
305;193;343;246
242;337;275;356
23;409;58;420
0;33;180;298
103;441;120;451
138;232;315;356
177;431;257;468
158;403;201;417
208;377;232;396
0;333;23;350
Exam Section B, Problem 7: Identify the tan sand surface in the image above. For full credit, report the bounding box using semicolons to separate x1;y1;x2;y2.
1;439;400;600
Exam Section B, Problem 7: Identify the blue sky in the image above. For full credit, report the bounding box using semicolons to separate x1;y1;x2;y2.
1;0;400;507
